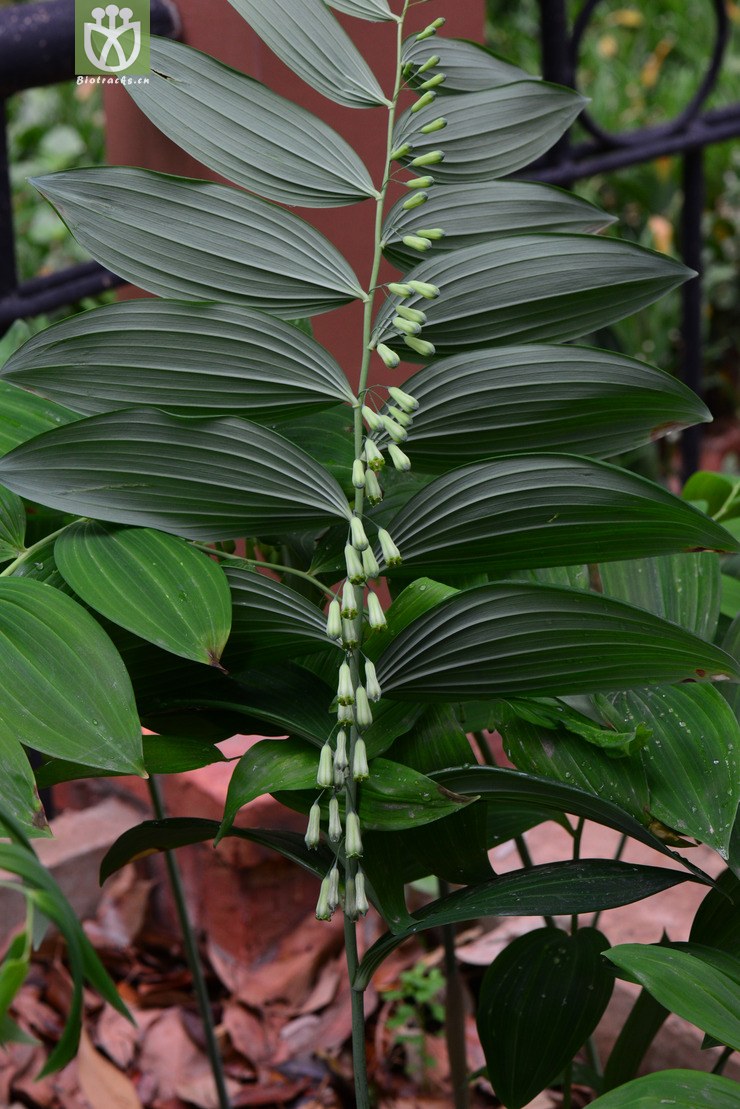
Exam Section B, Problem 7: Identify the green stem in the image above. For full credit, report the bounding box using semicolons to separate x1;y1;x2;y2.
345;915;372;1109
472;730;496;765
0;524;73;577
439;880;469;1109
515;835;556;929
562;1060;573;1109
570;817;585;934
712;1046;734;1075
147;777;231;1109
192;543;336;600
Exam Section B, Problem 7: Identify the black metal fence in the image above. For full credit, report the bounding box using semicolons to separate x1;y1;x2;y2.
1;0;740;476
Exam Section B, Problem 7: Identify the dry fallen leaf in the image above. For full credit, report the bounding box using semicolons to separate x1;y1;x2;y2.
78;1026;143;1109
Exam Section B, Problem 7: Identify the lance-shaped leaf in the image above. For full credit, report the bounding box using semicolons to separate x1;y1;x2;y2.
0;579;145;775
0;737;48;837
588;1070;740;1109
130;39;377;207
226;0;388;107
0;408;352;541
402;34;532;93
601;685;740;859
32;169;364;318
55;521;232;666
0;380;78;456
384;456;736;577
354;860;696;989
2;301;355;420
374;236;692;357
393;83;585;183
605;944;740;1052
375;583;739;701
220;738;318;838
380;345;708;466
326;0;393;19
35;733;228;788
0;486;25;562
691;869;740;956
223;567;332;666
382;181;613;270
477;927;613;1109
600;552;721;640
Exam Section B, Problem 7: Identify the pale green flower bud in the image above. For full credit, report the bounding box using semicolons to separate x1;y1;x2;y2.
355;868;370;915
325;598;342;640
335;728;349;771
415;18;444;41
403;334;436;358
362;544;381;578
387;282;411;296
342;619;359;648
393;315;422;336
305;802;321;849
355;685;373;728
402;191;428;211
337;661;354;705
389;443;412;471
344;875;357;919
407;279;440;299
411;90;437;113
315;876;333;920
364;469;383;507
367;590;387;630
389;142;413;160
341;580;358;619
388;405;413;428
362;404;384;431
388;386;419;412
419;73;446;90
328;796;342;842
415;227;445;240
327;864;340;909
350;516;369;551
317;743;334;788
402;235;431;253
411;149;444;167
420;116;448;134
353;737;370;781
405;174;435;188
416;53;440;75
338;701;354;724
364;659;382;702
378;527;402;567
345;543;366;584
352;459;366;489
363;438;385;471
345;811;363;858
381;414;408;443
396;305;427;324
376;343;400;368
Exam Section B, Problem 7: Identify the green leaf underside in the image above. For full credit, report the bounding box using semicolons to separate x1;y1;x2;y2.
375;235;691;357
602;685;740;859
131;39;376;207
375;582;738;700
226;0;388;107
223;566;331;666
382;181;614;269
0;485;26;561
326;0;393;21
393;83;586;182
35;733;228;789
401;34;533;93
0;579;144;774
32;169;363;317
380;345;709;465
588;1070;740;1108
354;860;696;989
0;380;79;457
605;944;740;1052
385;455;735;576
55;521;232;665
2;300;355;419
0;408;352;541
477;927;613;1109
600;552;721;640
0;735;49;837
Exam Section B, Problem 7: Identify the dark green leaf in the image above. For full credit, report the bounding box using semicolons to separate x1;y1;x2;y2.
589;1069;740;1108
131;39;376;206
223;566;331;666
0;380;78;457
477;927;613;1109
35;733;228;789
326;0;393;20
0;408;352;541
691;870;740;956
276;406;356;494
353;757;469;830
600;552;721;639
220;738;318;837
602;984;670;1092
363;577;458;663
228;664;334;744
0;486;25;562
0;737;49;837
2;301;355;420
683;471;740;520
402;35;532;93
33;169;363;317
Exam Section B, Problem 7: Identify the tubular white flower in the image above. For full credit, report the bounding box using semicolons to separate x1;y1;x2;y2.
363;438;385;471
327;864;340;909
328;796;342;842
305;802;321;849
341;580;358;619
388;386;419;412
376;343;400;368
381;414;408;442
342;619;359;649
361;404;384;431
392;314;422;335
387;404;413;428
387;282;411;296
345;543;366;584
364;659;382;702
350;516;370;551
352;737;370;781
315;876;333;920
403;334;436;358
388;443;412;471
317;743;333;788
354;869;370;915
378;527;402;567
364;469;383;507
345;811;363;858
406;279;439;299
352;459;366;488
355;685;373;728
367;590;387;629
334;728;349;771
362;544;381;578
402;234;431;252
337;661;355;705
396;305;426;324
338;701;354;724
402;191;428;211
325;598;342;640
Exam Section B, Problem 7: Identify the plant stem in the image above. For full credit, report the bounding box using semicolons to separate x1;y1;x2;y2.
515;835;556;929
561;1060;573;1109
472;730;496;765
0;524;72;577
712;1046;734;1075
345;914;371;1109
191;543;336;600
570;817;585;934
147;777;231;1109
439;881;469;1109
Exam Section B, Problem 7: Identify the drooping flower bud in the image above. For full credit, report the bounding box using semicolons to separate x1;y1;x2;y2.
403;334;436;358
345;543;366;584
334;728;349;771
352;459;366;489
361;404;384;431
350;516;369;551
389;142;413;160
364;659;382;702
353;737;370;781
387;282;411;296
378;527;403;567
420;116;447;134
402;191;428;211
407;279;440;299
411;149;444;167
402;234;431;253
342;619;359;649
364;469;383;507
355;868;370;915
388;405;413;428
393;315;422;336
376;343;400;368
415;20;441;41
315;876;333;920
367;590;387;630
404;174;435;188
416;53;440;75
305;802;321;848
344;875;357;919
362;544;381;578
363;438;385;471
415;227;445;240
325;598;342;640
341;580;358;619
419;73;446;91
396;305;426;324
337;701;354;724
411;90;437;113
327;864;340;909
337;661;354;705
388;443;412;471
328;796;342;842
355;685;373;728
345;811;363;858
388;386;419;412
317;743;334;788
381;414;408;443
